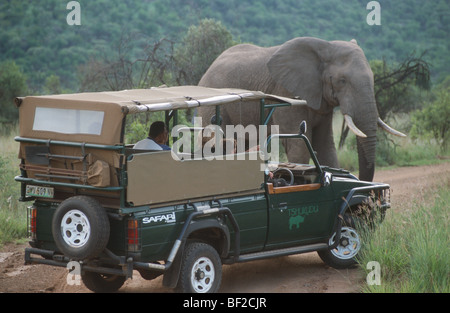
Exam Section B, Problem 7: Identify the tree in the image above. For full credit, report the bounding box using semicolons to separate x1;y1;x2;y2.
77;19;236;91
174;19;235;85
372;53;431;120
136;38;179;88
411;81;450;152
77;36;178;92
77;33;136;92
0;61;28;123
44;74;62;95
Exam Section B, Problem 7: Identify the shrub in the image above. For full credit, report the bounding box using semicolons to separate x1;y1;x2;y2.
411;87;450;152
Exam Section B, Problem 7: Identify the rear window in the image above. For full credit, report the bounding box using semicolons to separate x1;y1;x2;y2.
32;107;104;135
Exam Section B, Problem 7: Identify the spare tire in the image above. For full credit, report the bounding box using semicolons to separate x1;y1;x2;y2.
52;196;110;260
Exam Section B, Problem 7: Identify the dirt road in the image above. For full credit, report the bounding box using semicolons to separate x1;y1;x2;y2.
1;162;449;293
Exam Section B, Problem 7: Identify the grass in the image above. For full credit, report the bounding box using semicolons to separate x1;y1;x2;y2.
357;176;450;293
0;125;28;246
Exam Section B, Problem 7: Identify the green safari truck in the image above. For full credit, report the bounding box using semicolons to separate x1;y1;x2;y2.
15;86;390;293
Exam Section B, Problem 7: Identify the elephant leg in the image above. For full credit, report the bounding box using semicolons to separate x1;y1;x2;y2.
311;113;339;168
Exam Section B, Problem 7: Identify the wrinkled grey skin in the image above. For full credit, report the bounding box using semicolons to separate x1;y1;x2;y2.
198;37;403;181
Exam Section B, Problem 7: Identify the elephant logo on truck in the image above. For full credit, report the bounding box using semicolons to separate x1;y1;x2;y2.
288;205;319;230
289;215;305;230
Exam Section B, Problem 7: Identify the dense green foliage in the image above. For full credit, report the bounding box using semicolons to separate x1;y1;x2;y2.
0;60;28;122
175;19;236;85
1;0;449;94
411;80;450;151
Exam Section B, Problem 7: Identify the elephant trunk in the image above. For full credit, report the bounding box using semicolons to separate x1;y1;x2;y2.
357;134;377;181
343;101;378;182
343;102;406;181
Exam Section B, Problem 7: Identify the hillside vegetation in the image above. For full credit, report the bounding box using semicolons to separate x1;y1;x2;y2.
0;0;449;93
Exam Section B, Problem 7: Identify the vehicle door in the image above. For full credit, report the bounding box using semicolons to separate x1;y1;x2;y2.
265;180;337;249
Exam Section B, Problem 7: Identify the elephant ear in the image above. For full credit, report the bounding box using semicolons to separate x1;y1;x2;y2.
267;37;330;111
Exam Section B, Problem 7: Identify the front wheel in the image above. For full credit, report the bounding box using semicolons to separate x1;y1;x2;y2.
318;224;361;269
177;242;222;293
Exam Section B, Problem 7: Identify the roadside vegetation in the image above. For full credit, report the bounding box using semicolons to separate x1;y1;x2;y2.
0;125;28;245
357;175;449;293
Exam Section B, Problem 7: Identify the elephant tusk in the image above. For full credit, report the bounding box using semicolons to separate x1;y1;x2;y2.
377;118;407;137
344;115;367;138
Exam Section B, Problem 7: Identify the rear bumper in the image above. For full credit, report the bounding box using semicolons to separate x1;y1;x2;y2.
25;247;133;278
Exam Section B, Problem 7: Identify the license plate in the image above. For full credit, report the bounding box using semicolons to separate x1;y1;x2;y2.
26;185;54;198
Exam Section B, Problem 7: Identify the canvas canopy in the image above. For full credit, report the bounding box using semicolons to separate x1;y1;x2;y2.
16;86;306;145
118;86;307;113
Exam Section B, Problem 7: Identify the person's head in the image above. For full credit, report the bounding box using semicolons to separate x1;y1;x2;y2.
149;121;168;145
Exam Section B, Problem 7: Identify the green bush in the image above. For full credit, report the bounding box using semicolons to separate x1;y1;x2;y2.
0;60;28;123
175;18;236;85
411;87;450;152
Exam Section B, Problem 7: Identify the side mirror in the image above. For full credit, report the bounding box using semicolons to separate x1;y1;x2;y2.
299;121;307;135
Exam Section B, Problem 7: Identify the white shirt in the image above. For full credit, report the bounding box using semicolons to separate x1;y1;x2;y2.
133;138;163;150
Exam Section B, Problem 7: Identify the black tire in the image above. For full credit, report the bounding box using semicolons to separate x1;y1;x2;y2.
177;242;222;293
52;196;110;260
82;271;126;293
318;215;361;269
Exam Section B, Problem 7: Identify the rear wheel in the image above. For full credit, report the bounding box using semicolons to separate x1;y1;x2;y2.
177;242;222;293
52;196;110;260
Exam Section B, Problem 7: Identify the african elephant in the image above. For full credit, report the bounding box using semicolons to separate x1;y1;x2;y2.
198;37;405;181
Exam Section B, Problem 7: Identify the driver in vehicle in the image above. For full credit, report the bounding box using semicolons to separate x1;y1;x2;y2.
134;121;171;151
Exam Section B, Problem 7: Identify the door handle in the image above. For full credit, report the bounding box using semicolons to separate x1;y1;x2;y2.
278;202;288;212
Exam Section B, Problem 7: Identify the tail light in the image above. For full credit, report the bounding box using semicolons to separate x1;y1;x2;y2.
127;219;140;252
28;206;37;240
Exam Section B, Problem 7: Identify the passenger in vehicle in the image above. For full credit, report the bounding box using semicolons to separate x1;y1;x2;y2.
134;121;171;150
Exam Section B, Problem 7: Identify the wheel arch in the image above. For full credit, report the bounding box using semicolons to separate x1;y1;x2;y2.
162;218;230;288
346;194;369;209
184;219;231;258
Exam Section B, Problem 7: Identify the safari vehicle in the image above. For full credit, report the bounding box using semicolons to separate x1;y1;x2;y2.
15;86;390;293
